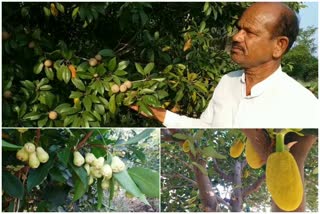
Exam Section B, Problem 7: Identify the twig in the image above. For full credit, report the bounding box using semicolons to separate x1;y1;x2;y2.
34;129;41;146
75;131;94;150
242;173;266;199
162;150;193;171
212;158;232;182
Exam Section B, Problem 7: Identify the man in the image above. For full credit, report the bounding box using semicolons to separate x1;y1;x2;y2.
132;2;319;128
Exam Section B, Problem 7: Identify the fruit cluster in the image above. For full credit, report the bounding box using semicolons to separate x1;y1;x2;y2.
111;80;133;94
16;142;49;169
73;151;126;190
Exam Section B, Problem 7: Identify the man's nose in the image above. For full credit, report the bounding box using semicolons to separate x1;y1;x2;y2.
232;30;245;42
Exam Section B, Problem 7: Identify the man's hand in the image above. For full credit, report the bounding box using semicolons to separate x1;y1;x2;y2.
130;105;166;123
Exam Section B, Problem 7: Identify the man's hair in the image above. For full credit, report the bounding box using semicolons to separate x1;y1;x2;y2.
271;5;300;53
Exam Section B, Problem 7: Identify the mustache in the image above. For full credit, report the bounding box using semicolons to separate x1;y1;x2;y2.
231;42;244;51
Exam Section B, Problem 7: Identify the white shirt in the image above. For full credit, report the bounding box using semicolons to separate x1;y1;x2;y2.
163;67;319;128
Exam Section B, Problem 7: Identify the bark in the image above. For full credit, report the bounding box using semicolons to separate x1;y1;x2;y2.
212;158;232;182
230;160;243;212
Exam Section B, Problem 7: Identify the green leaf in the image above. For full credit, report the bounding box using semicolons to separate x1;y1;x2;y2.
71;77;86;91
69;162;89;187
144;62;155;75
201;146;226;159
192;162;208;176
54;103;72;113
43;7;51;17
114;70;127;76
62;66;71;84
117;61;129;70
44;67;54;80
142;95;161;108
2;140;23;150
98;49;115;57
135;63;144;76
72;7;79;20
108;57;117;71
23;112;42;120
128;167;159;198
55;2;65;13
138;101;153;117
69;91;83;99
122;129;155;145
97;178;103;209
3;171;24;199
39;85;53;91
27;158;54;192
83;96;92;111
73;176;87;201
113;170;150;205
57;147;70;167
34;62;44;74
172;133;188;140
38;117;48;127
109;94;116;114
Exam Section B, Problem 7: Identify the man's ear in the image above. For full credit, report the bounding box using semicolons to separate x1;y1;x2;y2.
273;36;289;58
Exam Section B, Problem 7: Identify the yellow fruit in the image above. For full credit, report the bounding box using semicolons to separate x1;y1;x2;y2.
48;111;58;120
92;157;104;169
230;140;245;158
44;59;53;68
124;80;132;89
182;140;190;153
3;90;12;99
29;152;40;169
85;153;96;164
119;84;127;93
101;164;112;179
266;151;303;211
36;147;49;163
84;163;91;175
183;38;192;51
28;41;35;48
93;73;99;78
88;175;94;185
89;58;98;67
73;151;85;167
2;31;10;40
50;3;59;16
73;98;80;105
111;84;120;93
95;54;102;61
111;156;126;173
68;64;77;78
101;178;110;190
16;148;29;162
90;167;103;178
245;139;264;169
24;142;36;153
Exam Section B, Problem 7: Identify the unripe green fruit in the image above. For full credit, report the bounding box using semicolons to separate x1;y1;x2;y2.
101;178;110;190
16;148;29;162
29;152;40;169
24;142;36;153
111;156;126;173
85;153;96;164
92;157;104;169
90;167;103;178
88;176;94;185
111;84;120;93
101;164;112;179
124;80;132;89
84;163;91;175
36;147;49;163
73;151;85;167
119;84;127;93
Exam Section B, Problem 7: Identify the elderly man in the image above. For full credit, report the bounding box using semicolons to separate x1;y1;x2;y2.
133;2;319;128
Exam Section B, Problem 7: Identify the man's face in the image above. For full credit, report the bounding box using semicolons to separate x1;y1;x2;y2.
231;4;279;69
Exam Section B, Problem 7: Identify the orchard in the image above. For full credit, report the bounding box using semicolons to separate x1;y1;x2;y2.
2;128;160;211
3;2;312;127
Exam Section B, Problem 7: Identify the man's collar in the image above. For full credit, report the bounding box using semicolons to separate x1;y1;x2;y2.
241;66;282;98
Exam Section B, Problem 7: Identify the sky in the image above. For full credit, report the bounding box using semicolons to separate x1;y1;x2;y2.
299;2;318;56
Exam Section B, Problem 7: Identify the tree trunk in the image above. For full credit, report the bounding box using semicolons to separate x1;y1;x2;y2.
230;160;243;212
192;157;218;211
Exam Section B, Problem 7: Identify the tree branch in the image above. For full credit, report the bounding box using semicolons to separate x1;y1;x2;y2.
162;173;197;187
212;158;232;182
216;195;232;210
242;173;266;199
162;150;193;171
75;131;94;150
34;129;41;146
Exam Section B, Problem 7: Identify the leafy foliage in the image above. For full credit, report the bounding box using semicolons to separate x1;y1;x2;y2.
2;128;159;212
3;2;309;127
